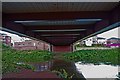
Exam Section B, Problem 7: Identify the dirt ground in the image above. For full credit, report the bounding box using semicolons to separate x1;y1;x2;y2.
2;69;63;80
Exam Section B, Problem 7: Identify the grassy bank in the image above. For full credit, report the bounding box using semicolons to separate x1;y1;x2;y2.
2;44;53;74
63;48;120;65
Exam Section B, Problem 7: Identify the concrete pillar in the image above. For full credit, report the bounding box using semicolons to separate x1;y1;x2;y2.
72;44;76;52
50;44;53;52
48;44;51;51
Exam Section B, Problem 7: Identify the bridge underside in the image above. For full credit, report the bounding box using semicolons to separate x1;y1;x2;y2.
2;2;120;52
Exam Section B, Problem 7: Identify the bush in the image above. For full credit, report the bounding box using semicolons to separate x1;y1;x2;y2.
2;43;53;74
63;48;120;65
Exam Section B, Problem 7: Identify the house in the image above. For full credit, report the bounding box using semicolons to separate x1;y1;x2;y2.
96;37;106;44
107;37;120;44
14;40;50;51
80;36;106;46
106;37;120;48
85;37;93;46
0;33;12;46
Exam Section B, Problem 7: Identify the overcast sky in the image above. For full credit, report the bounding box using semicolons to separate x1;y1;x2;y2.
0;30;30;42
97;27;119;39
0;27;119;42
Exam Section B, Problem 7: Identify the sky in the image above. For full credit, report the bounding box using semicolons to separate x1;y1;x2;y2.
0;30;30;42
0;27;119;42
97;27;119;39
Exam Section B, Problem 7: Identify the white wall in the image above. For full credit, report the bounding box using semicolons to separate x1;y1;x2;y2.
85;37;93;46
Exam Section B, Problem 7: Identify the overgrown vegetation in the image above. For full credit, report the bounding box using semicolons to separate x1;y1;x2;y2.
63;48;120;66
52;69;74;79
2;44;53;74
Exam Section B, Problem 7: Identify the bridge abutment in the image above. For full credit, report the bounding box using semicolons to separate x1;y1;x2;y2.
51;45;73;53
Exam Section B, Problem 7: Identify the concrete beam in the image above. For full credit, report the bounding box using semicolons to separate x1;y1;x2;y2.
3;11;109;21
25;25;93;31
2;20;25;34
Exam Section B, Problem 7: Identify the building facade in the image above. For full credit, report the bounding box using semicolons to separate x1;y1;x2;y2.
107;37;120;44
14;40;50;51
0;33;12;46
106;37;120;48
79;36;106;46
96;37;106;44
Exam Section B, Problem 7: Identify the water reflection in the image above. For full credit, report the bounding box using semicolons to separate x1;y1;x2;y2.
29;60;119;79
51;59;85;79
31;61;53;72
30;59;86;79
75;61;119;79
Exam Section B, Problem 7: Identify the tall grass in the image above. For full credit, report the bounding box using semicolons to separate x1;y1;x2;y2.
2;44;53;74
63;48;120;65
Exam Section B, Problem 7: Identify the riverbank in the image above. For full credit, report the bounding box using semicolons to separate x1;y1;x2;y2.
2;44;85;79
63;48;120;65
2;44;119;79
2;44;53;75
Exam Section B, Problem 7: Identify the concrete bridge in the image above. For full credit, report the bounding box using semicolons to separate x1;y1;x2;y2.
2;2;120;52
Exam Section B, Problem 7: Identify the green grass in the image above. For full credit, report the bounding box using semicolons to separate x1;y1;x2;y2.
2;43;120;76
2;44;53;74
63;48;120;66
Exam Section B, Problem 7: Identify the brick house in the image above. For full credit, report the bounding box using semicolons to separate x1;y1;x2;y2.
13;40;50;51
0;33;12;46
